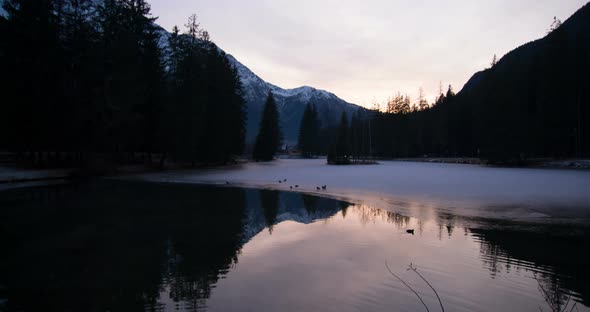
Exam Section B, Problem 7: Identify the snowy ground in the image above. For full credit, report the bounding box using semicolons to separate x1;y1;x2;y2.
127;159;590;222
0;166;69;182
544;159;590;169
0;166;70;191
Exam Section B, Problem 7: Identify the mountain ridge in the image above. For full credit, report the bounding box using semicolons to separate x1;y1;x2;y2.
225;54;364;145
453;1;590;158
147;18;365;145
458;2;590;97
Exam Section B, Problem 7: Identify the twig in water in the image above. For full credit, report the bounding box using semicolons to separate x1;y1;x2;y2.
561;295;571;312
385;261;430;312
534;272;575;312
534;272;557;311
408;263;445;312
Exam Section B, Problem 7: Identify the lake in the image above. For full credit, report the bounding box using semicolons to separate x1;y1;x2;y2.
0;179;588;311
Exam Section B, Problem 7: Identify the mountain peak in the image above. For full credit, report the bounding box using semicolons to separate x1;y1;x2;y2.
225;54;364;144
270;85;337;103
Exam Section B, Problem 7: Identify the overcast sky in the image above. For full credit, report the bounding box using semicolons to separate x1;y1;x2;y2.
149;1;582;106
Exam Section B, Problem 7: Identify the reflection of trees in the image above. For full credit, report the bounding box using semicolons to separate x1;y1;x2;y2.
534;272;577;312
260;190;280;234
475;234;509;278
301;194;319;214
163;186;246;310
341;203;349;218
355;204;410;228
0;181;247;312
435;212;457;240
471;226;590;307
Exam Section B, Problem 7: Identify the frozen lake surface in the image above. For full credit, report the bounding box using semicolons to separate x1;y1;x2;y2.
133;159;590;221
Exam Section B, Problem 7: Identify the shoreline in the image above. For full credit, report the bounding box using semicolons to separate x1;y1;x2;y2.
113;177;590;229
2;159;590;224
1;156;589;185
119;159;590;223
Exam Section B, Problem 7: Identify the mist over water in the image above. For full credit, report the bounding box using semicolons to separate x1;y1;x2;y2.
0;180;588;311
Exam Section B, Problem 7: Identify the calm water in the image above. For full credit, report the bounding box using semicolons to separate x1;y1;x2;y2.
0;180;588;312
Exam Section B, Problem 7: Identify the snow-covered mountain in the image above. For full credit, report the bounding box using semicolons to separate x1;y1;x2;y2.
226;55;365;145
241;189;347;244
156;24;365;146
158;28;365;145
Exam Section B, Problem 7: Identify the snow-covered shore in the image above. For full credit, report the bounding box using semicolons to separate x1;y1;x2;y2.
0;166;71;190
127;159;590;222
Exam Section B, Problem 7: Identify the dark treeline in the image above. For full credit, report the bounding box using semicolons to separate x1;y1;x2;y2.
326;5;590;164
322;87;463;163
0;181;248;311
0;0;246;168
329;70;587;165
369;87;469;159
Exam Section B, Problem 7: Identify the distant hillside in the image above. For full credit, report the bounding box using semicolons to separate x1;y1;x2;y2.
454;2;590;160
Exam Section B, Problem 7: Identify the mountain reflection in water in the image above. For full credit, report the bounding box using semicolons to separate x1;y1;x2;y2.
0;180;588;311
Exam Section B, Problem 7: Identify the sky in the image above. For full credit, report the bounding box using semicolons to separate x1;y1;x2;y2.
10;0;585;108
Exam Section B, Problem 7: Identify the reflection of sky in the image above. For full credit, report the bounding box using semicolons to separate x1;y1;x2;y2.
201;204;580;312
148;0;584;107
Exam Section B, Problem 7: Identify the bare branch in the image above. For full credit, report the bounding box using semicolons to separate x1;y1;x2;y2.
385;261;430;312
408;264;445;312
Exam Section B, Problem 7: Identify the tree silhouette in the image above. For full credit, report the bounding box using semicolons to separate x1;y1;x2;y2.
547;16;562;34
328;112;351;164
0;1;246;168
260;190;280;234
253;92;282;161
490;54;498;67
298;102;320;157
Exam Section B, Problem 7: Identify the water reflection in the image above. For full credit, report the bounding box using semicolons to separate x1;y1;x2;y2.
260;190;280;234
0;181;249;311
0;181;588;312
471;225;590;308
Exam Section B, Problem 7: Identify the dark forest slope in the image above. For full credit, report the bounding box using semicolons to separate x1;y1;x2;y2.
455;3;590;160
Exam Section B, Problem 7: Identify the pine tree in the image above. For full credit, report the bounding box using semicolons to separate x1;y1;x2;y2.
1;0;63;164
59;0;100;160
260;190;280;234
402;95;412;114
199;47;245;163
166;14;207;163
490;54;498;67
224;57;247;159
547;16;562;34
418;87;429;111
446;85;455;98
298;102;318;157
350;111;362;159
162;14;245;165
253;92;282;161
309;104;321;155
328;111;351;164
